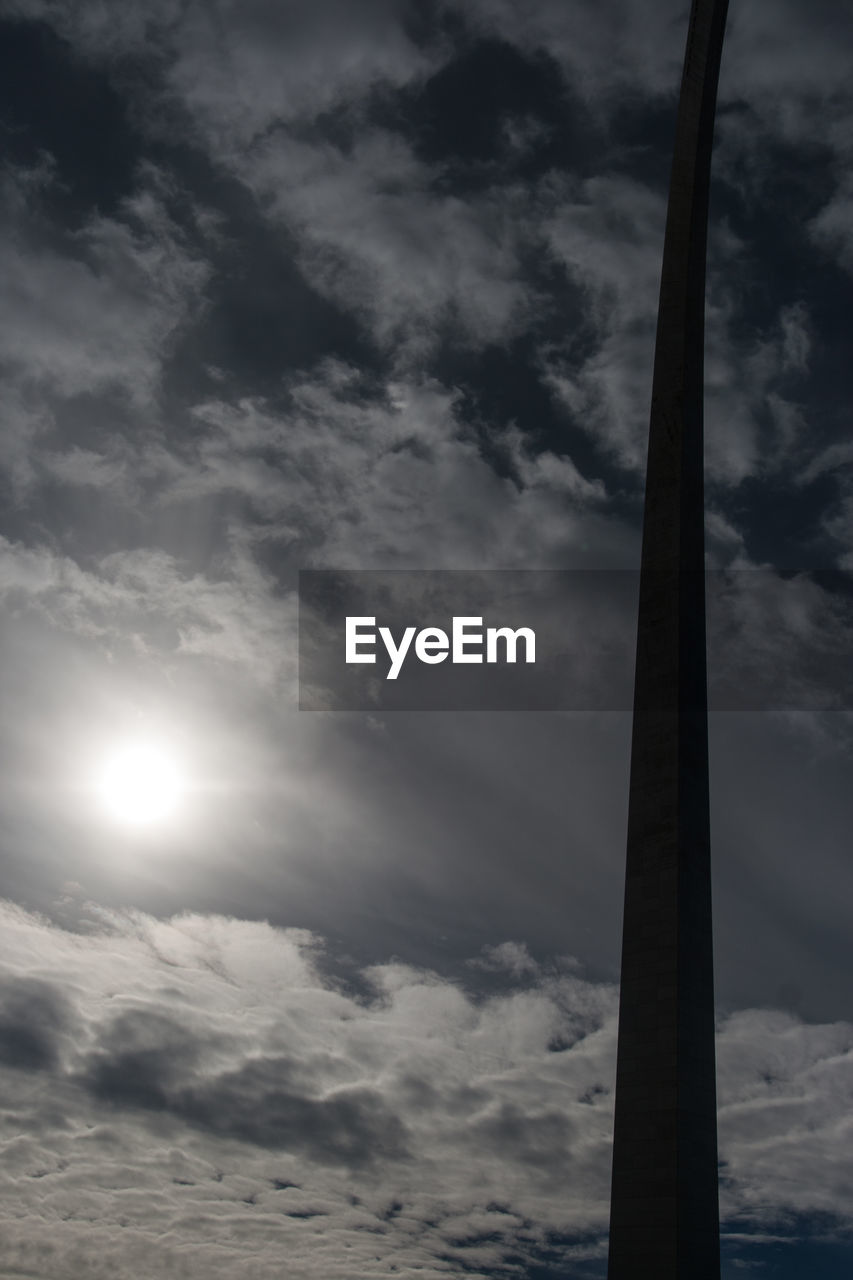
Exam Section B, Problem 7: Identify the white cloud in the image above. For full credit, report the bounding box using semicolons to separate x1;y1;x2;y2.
0;164;209;407
169;0;434;150
541;166;813;489
0;535;293;688
0;902;616;1279
243;130;535;357
165;364;623;571
542;174;666;471
704;301;813;485
468;940;542;979
706;566;853;712
810;175;853;277
0;901;852;1277
718;1008;853;1225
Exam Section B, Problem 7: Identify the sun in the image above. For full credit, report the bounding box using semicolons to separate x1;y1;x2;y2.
95;742;186;827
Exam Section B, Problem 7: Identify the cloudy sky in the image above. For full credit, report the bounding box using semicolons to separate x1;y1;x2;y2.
1;0;852;1276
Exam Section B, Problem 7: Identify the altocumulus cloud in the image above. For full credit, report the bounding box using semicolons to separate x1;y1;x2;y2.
0;901;852;1278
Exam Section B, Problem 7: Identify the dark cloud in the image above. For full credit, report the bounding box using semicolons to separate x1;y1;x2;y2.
0;19;139;223
80;1007;409;1166
0;973;74;1070
473;1100;575;1172
178;1061;410;1166
83;1008;211;1110
378;36;596;183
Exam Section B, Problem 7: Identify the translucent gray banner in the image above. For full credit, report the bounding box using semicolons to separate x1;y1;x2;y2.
297;569;853;711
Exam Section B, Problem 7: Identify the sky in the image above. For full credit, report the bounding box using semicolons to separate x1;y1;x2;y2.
0;0;852;1276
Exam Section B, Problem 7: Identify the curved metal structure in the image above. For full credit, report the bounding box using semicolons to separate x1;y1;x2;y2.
607;2;730;1276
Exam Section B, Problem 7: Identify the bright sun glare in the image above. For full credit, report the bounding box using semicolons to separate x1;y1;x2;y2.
95;742;185;827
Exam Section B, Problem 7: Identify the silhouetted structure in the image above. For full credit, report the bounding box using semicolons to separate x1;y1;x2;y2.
606;2;729;1277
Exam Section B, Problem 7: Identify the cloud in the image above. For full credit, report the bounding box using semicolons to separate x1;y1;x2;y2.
721;0;853;147
234;126;546;358
0;534;293;688
468;940;542;979
810;174;853;277
542;173;666;471
177;1060;410;1166
704;292;814;487
0;160;209;408
0;9;851;1275
0;901;852;1277
5;0;436;142
79;1004;409;1166
0;901;617;1278
0;973;76;1070
542;178;813;488
169;0;434;149
162;363;619;572
718;1008;853;1227
438;0;687;110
